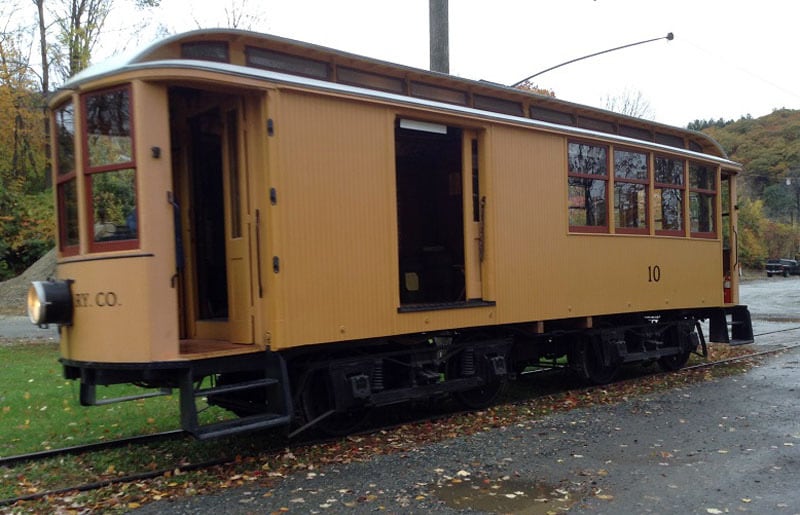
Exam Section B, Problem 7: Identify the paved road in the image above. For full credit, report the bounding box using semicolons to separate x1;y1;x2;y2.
0;314;58;341
132;344;800;514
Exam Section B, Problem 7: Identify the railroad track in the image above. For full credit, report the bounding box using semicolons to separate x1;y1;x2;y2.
3;332;800;508
0;429;186;468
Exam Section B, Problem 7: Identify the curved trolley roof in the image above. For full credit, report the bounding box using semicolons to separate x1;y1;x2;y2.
57;29;735;166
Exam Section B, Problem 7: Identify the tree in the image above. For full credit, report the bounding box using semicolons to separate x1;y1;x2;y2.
514;80;556;98
0;17;52;279
602;88;654;119
762;183;794;223
33;0;161;87
736;198;769;267
186;0;266;31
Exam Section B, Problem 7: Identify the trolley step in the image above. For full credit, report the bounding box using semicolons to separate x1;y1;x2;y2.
178;351;293;439
708;305;754;346
193;378;279;398
190;413;291;440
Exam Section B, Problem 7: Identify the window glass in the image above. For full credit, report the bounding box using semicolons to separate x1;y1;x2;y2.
690;162;713;189
569;177;607;226
614;149;647;180
689;162;716;236
54;103;75;176
568;142;608;231
59;179;79;247
568;142;607;176
226;110;242;238
614;149;648;232
85;89;132;168
181;41;229;62
690;191;715;233
91;168;138;243
83;85;138;251
654;156;685;234
54;100;79;252
655;187;683;232
615;182;647;229
655;156;684;185
246;46;329;79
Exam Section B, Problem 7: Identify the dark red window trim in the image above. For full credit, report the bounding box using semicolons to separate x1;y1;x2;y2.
568;140;609;234
613;146;649;235
53;101;79;256
80;85;140;253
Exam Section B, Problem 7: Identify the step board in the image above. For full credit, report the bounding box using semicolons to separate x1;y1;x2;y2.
708;305;754;346
191;413;291;440
179;352;293;439
194;378;279;398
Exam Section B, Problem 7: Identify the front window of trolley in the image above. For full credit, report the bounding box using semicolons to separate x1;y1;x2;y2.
83;86;139;251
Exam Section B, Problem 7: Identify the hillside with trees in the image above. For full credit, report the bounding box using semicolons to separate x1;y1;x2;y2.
692;110;800;267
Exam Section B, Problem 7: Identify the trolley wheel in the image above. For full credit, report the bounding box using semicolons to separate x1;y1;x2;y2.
299;369;368;436
657;350;691;372
447;351;508;410
453;377;508;410
573;338;620;385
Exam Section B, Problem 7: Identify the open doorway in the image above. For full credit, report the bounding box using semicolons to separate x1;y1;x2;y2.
169;87;253;344
189;110;229;320
395;119;465;306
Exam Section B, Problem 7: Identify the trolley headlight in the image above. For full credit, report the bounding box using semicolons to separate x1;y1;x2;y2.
27;280;73;326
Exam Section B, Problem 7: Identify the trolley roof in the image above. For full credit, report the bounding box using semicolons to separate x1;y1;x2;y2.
56;28;736;166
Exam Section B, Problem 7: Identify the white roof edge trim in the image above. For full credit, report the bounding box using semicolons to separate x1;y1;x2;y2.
74;58;742;170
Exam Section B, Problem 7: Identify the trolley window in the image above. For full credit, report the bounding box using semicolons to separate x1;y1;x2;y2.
613;148;648;234
181;41;229;63
54;101;79;254
82;86;139;252
568;141;608;232
689;162;717;237
654;155;685;236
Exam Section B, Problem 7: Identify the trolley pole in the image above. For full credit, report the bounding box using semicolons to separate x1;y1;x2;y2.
511;32;673;87
429;0;449;73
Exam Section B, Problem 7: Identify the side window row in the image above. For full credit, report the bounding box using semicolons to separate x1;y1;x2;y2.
567;141;717;238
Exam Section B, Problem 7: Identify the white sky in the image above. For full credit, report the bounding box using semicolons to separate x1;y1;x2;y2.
98;0;800;128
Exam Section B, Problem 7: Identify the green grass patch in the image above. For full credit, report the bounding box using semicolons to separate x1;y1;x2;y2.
0;341;184;457
0;341;249;458
0;340;279;504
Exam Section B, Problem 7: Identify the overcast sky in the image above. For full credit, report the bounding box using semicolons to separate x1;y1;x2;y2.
100;0;800;128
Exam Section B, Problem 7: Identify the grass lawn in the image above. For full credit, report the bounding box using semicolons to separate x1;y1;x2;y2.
0;341;183;457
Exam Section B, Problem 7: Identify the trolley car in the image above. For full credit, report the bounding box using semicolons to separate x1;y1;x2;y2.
29;29;753;438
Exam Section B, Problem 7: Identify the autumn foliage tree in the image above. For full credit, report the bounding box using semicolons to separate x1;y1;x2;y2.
0;21;51;279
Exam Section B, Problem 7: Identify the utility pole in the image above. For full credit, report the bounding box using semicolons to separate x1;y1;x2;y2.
429;0;449;73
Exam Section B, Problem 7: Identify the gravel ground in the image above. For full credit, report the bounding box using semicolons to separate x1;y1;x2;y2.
0;248;55;317
0;249;58;341
132;347;800;515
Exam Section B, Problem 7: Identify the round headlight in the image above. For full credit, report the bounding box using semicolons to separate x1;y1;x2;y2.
27;280;73;326
27;283;45;324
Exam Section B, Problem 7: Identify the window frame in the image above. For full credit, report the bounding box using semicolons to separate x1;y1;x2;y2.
612;147;649;235
54;100;80;256
80;84;140;253
653;154;686;237
689;161;718;239
567;140;609;233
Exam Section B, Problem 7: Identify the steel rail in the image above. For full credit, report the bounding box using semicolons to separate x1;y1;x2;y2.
0;429;185;468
